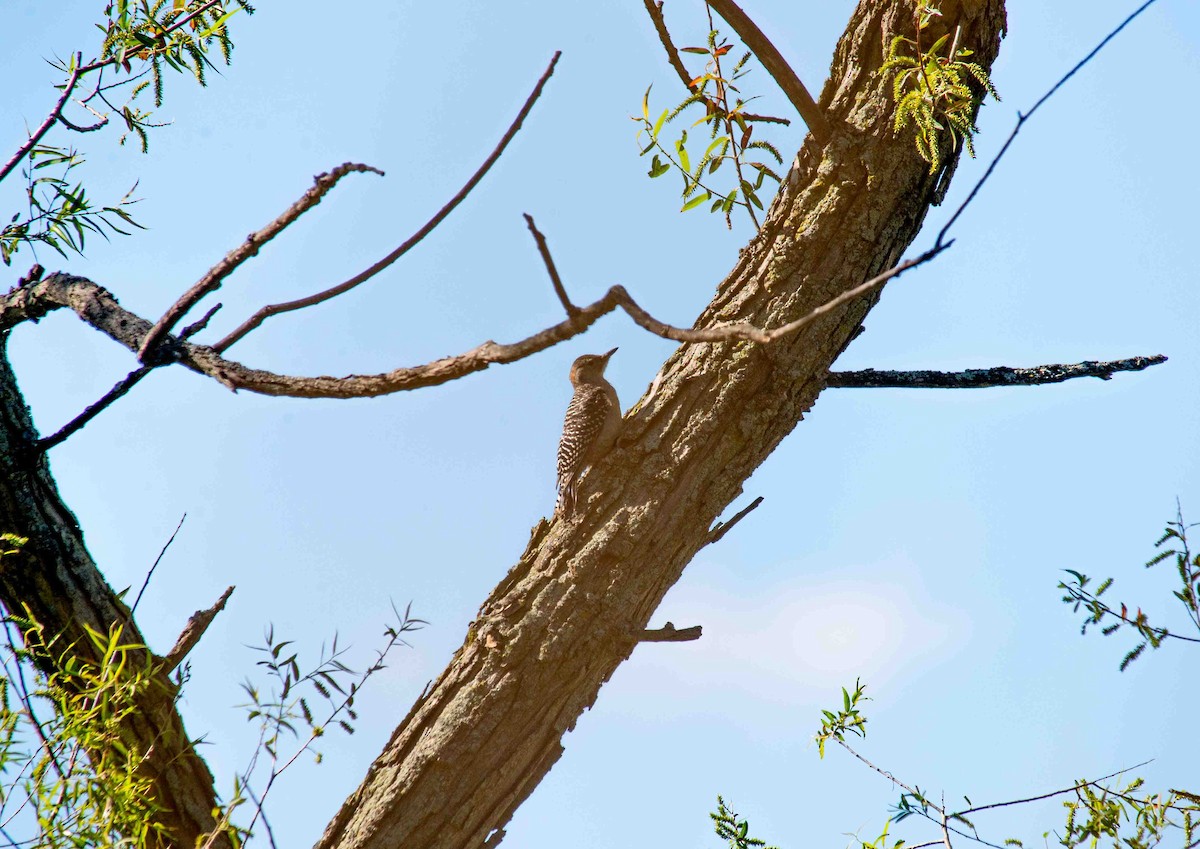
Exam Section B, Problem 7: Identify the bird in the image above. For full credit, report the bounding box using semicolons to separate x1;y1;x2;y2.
556;347;621;517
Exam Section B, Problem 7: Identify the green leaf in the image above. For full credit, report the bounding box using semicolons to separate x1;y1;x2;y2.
677;141;691;174
652;108;669;140
681;192;711;212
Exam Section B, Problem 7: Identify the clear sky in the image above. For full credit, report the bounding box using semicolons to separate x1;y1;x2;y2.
3;1;1199;848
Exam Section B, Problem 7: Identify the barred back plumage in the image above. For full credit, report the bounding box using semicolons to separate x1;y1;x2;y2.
556;348;621;517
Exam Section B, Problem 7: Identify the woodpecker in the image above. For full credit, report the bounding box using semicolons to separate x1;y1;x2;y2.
556;347;621;517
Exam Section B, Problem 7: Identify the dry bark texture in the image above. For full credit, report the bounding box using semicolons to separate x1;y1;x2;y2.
316;2;1007;849
0;345;229;849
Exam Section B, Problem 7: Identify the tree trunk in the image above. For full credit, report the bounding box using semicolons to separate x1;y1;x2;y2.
0;338;229;849
315;2;1006;849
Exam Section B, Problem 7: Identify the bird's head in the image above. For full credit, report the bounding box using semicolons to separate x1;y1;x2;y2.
569;347;617;386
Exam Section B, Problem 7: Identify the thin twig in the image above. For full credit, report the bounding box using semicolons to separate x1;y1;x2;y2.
132;514;187;614
958;760;1153;816
827;356;1167;389
56;113;108;133
836;738;938;812
37;302;222;453
0;58;83;184
1061;585;1200;644
705;0;830;141
523;214;578;316
213;52;563;354
244;784;278;849
937;0;1160;246
36;366;153;452
138;162;385;361
705;3;759;228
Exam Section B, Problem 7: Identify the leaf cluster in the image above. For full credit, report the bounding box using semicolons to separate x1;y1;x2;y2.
814;678;868;759
1;1;253;266
1059;506;1200;670
92;0;256;150
710;796;779;849
881;3;999;174
0;611;166;849
2;145;142;266
636;26;785;229
234;603;425;839
1059;777;1198;849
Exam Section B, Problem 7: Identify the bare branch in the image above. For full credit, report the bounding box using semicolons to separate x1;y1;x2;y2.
36;365;153;452
137;162;385;361
705;0;830;141
643;0;694;90
132;513;187;614
937;0;1161;246
0;236;1022;408
957;761;1153;816
753;242;951;341
37;302;222;452
9;253;947;399
161;586;235;676
707;496;764;545
213;52;563;354
639;622;703;642
827;356;1167;389
835;737;939;813
0;57;83;184
56;111;108;133
523;214;578;317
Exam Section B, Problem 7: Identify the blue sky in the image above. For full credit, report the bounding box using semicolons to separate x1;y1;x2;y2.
3;1;1199;848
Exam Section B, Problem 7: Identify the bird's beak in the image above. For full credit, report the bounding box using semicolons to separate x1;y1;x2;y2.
601;347;618;362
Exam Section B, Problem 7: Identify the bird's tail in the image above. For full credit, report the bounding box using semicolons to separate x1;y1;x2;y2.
555;480;577;518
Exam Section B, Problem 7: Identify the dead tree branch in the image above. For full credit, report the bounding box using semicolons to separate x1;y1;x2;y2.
3;266;1164;413
161;586;235;676
523;214;578;316
37;301;222;452
707;496;764;545
827;356;1167;389
0;245;944;401
37;366;152;451
138;162;385;361
212;52;563;354
640;622;703;642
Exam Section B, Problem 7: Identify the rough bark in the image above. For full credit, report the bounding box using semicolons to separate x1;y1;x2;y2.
315;2;1007;849
0;338;229;849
